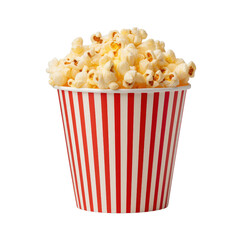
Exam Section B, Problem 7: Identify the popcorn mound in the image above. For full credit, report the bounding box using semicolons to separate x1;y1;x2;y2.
47;28;196;90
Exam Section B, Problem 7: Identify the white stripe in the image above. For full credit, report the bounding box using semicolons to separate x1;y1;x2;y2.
156;91;174;210
162;92;181;208
65;91;84;209
131;93;141;212
120;94;128;213
59;90;79;208
72;92;90;211
148;92;165;211
166;91;187;206
94;93;107;213
82;92;98;211
107;93;116;213
140;93;154;212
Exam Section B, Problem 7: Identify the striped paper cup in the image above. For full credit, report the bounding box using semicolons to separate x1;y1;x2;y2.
54;85;190;213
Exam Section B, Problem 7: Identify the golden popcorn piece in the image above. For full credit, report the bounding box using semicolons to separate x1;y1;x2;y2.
102;67;117;84
108;30;119;39
72;70;88;88
174;63;189;84
91;32;103;44
175;58;185;65
109;82;119;90
144;69;155;87
188;61;196;78
154;70;165;83
71;37;84;54
137;39;155;55
117;60;130;76
50;71;68;86
164;50;176;63
155;40;165;52
145;50;155;62
123;70;138;88
139;29;147;39
163;72;179;88
46;58;59;73
167;63;177;72
139;59;151;74
99;55;111;66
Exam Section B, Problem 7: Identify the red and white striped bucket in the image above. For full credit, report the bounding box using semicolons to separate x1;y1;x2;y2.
55;85;190;213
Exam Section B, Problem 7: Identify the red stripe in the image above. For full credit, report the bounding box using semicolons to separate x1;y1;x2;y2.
101;93;111;213
144;92;160;212
159;91;178;209
61;90;81;209
58;90;78;207
77;92;94;211
88;93;102;212
153;92;170;210
126;93;134;213
68;91;87;210
165;91;186;207
114;93;121;213
136;93;148;212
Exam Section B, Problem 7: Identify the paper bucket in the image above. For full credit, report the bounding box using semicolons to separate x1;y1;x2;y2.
55;85;190;213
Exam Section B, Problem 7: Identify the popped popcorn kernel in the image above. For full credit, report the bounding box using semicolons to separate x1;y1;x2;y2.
109;82;119;90
123;70;137;88
164;50;176;63
188;61;196;78
91;32;103;44
47;28;196;89
50;71;68;86
144;69;155;86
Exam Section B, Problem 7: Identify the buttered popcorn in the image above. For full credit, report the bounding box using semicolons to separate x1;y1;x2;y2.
47;28;196;89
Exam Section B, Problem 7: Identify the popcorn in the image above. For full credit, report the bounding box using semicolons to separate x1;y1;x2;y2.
109;82;119;90
72;67;88;88
188;61;196;78
175;58;185;65
139;59;151;74
71;37;84;54
137;39;155;55
72;37;83;47
71;68;79;79
108;30;119;40
155;40;165;52
46;58;59;73
161;67;170;76
87;69;97;86
167;63;177;72
123;70;138;88
120;43;138;66
104;60;115;72
163;72;179;88
99;55;111;66
144;70;155;87
145;50;155;62
164;50;176;63
50;71;68;86
154;70;164;83
174;63;189;83
121;29;131;35
117;60;130;76
91;32;103;44
139;29;147;39
47;28;196;89
101;67;117;84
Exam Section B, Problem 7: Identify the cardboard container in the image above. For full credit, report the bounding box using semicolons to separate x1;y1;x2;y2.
55;85;190;213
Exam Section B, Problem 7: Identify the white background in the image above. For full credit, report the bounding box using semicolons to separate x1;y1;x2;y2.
0;0;239;239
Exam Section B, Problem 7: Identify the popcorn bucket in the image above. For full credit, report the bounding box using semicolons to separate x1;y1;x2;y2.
55;85;190;213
